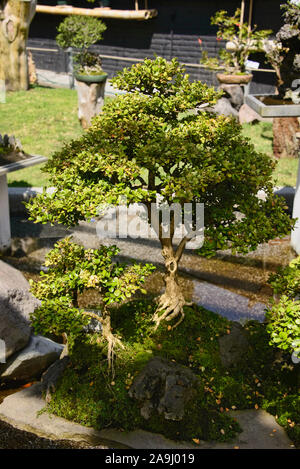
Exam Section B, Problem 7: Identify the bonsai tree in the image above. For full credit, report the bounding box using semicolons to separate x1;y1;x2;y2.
200;8;271;75
27;57;293;330
266;256;300;367
56;15;106;75
30;238;154;370
264;1;300;101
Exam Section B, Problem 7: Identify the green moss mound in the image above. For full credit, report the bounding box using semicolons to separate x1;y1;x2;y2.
46;300;299;446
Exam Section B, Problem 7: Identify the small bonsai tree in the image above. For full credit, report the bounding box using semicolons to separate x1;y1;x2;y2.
266;256;300;364
30;238;154;370
56;15;107;75
200;8;271;74
27;57;293;330
264;1;300;101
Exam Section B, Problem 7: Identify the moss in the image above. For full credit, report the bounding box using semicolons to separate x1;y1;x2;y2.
46;299;299;446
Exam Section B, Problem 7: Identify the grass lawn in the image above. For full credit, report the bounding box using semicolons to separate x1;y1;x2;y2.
0;86;83;187
0;86;298;187
241;122;298;188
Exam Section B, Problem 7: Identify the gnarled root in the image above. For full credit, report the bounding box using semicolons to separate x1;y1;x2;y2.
152;244;192;330
152;271;191;330
153;293;188;330
82;310;124;377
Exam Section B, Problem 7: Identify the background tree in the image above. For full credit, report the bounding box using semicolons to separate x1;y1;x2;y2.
27;57;293;329
0;0;36;91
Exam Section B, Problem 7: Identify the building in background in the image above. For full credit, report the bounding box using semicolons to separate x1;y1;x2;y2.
28;0;285;93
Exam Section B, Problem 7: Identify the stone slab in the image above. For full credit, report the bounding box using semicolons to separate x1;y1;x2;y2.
192;280;266;323
0;384;294;449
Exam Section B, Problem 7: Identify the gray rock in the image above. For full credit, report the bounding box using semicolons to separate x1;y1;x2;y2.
239;103;262;124
129;356;199;421
0;260;30;293
219;84;244;110
274;186;295;216
212;97;239;120
218;322;250;368
0;260;40;361
41;356;70;403
0;335;63;383
10;237;39;257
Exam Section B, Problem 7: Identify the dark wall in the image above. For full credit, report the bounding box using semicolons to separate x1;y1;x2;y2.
29;0;287;92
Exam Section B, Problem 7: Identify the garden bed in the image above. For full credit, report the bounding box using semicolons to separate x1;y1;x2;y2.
1;235;299;447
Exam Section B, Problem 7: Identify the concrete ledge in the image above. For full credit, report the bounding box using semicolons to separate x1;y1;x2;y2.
8;187;55;216
0;383;294;449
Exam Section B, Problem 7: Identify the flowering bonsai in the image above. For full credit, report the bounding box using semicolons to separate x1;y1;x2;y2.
56;15;107;77
200;8;271;77
26;57;293;330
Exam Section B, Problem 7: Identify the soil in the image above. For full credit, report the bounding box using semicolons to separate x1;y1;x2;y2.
0;151;30;167
258;96;297;106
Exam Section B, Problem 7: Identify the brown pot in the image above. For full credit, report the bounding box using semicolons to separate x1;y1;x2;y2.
216;73;253;85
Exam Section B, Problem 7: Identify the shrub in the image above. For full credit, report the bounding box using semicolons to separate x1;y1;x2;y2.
30;238;154;369
266;257;300;358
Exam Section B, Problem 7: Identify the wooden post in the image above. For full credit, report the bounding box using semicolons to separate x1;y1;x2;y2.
239;0;245;40
135;0;139;11
0;1;37;91
76;79;107;129
248;0;254;35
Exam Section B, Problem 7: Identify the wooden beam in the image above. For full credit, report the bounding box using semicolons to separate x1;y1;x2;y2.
35;5;157;20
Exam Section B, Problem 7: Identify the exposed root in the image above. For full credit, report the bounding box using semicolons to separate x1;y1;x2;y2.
105;330;124;378
81;309;124;377
153;292;192;331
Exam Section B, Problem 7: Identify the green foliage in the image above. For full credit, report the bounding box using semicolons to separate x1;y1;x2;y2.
56;15;106;51
45;300;299;445
56;15;106;73
26;57;292;259
200;8;271;74
266;257;300;355
30;238;154;344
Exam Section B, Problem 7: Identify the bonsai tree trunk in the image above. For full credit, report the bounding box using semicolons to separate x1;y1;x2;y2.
0;0;37;91
153;236;191;330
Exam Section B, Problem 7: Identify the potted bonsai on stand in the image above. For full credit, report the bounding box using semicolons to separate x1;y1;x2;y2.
246;1;300;159
200;8;271;86
56;14;107;128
